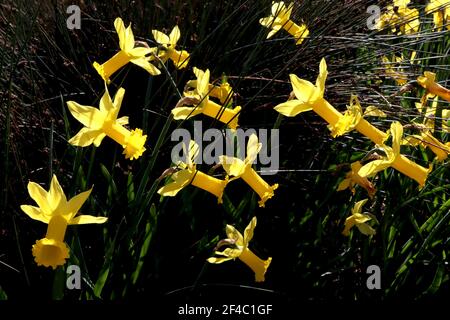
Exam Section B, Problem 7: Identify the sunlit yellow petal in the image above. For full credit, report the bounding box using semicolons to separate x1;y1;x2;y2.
67;101;106;129
290;74;318;103
274;99;312;117
130;57;161;76
69;215;108;225
66;188;92;220
219;155;246;177
20;205;50;224
171;106;203;120
69;128;104;147
169;25;181;46
225;224;244;247
152;30;170;46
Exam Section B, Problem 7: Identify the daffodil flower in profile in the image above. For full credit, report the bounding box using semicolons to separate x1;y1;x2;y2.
337;161;376;199
208;217;272;282
185;79;234;105
358;122;432;183
273;58;430;186
417;71;450;102
67;85;147;160
342;199;376;236
219;134;278;207
157;140;228;204
152;25;190;69
172;68;241;129
329;95;386;138
404;130;450;162
20;175;107;269
425;0;450;31
93;17;160;83
259;1;309;45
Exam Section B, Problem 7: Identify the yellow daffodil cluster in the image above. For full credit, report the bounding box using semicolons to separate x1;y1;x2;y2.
377;0;420;35
425;0;450;31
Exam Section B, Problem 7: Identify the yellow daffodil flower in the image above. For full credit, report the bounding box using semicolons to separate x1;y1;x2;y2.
67;85;147;160
377;0;420;35
358;122;432;182
259;1;309;45
337;161;376;198
404;130;450;162
274;58;430;186
425;0;450;31
185;80;234;105
207;217;272;282
329;96;387;138
417;71;450;102
152;25;190;69
172;68;241;129
342;199;376;236
219;134;278;207
20;175;107;269
93;18;160;83
157;140;228;203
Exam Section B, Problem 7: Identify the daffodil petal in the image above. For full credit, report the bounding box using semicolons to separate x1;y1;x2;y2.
114;17;127;51
130;57;161;75
48;175;67;212
124;24;135;52
67;101;106;129
207;256;233;264
169;25;181;46
27;182;51;213
66;188;93;220
152;30;170;46
290;74;318;103
356;223;376;235
69;215;108;225
20;205;50;223
69;128;104;147
274;99;312;117
219;156;246;177
243;217;257;247
157;169;194;197
246;134;262;165
171;106;203;120
225;224;244;247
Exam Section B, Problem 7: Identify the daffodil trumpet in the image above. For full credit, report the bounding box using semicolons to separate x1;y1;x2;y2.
219;134;278;207
259;1;309;45
274;58;430;186
20;175;107;269
67;85;147;160
417;71;450;102
172;68;241;129
93;17;160;83
157;140;228;203
208;217;272;282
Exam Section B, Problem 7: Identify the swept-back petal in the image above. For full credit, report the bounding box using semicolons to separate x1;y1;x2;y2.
246;134;262;165
352;199;368;215
316;58;328;96
157;169;194;196
124;24;135;52
289;74;317;103
27;182;51;214
20;205;50;224
66;188;93;220
219;156;246;177
169;25;181;46
67;101;106;129
69;215;108;225
243;217;257;247
225;224;244;247
274;99;312;117
356;223;376;235
48;175;67;212
152;30;170;46
171;106;203;120
69;128;104;147
130;57;161;75
114;18;127;51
